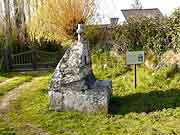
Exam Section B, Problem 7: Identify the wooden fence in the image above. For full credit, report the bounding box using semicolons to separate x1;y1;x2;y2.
10;48;58;71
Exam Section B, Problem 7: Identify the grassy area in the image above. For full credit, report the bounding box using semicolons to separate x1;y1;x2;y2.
1;53;180;135
0;71;48;83
0;72;50;97
0;76;33;97
0;118;15;135
0;72;17;83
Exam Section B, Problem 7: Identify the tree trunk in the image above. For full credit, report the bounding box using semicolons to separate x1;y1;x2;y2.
13;0;21;38
3;0;13;71
27;0;31;22
20;0;26;27
14;0;27;44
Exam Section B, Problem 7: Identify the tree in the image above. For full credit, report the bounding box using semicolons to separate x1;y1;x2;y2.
13;0;20;38
131;0;142;9
28;0;95;42
2;0;13;71
13;0;27;44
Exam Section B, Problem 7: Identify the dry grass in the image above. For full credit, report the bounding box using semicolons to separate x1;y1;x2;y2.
162;50;180;65
145;49;157;69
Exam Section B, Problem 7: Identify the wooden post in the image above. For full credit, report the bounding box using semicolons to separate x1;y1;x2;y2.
4;48;10;71
32;47;37;70
3;47;12;71
134;64;137;89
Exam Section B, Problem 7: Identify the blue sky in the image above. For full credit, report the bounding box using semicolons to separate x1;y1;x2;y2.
96;0;180;23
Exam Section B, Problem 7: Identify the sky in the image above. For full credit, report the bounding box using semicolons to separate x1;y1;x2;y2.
96;0;180;23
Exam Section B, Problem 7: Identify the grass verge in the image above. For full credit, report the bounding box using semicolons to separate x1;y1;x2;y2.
4;66;180;135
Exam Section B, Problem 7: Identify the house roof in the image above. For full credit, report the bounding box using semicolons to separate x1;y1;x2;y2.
121;8;163;20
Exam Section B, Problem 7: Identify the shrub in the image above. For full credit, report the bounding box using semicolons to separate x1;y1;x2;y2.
155;65;178;79
85;25;112;51
92;50;129;79
85;26;104;45
149;65;179;87
167;8;180;49
28;0;95;42
112;17;170;59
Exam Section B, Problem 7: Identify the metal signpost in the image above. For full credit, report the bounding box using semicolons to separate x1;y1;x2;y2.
127;51;144;88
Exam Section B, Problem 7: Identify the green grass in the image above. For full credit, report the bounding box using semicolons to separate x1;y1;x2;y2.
6;69;180;135
0;118;15;135
0;71;48;83
1;53;180;135
0;72;17;83
0;76;33;97
0;72;49;97
0;76;8;83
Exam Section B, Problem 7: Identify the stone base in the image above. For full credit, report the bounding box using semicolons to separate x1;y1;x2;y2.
48;80;112;113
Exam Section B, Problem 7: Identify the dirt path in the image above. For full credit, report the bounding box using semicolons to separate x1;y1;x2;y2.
0;77;41;113
0;77;17;87
0;77;51;135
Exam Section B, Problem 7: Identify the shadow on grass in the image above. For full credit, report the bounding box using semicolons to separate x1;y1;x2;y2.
109;88;180;115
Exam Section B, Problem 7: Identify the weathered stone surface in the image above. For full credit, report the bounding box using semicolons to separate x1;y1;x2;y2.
48;40;112;113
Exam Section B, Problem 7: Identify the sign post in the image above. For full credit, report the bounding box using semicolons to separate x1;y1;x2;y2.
127;51;144;88
134;64;137;89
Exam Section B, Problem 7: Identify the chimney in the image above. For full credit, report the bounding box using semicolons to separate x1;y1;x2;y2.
110;18;119;25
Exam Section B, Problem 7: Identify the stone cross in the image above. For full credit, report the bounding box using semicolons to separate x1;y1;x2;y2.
48;23;112;113
76;24;85;42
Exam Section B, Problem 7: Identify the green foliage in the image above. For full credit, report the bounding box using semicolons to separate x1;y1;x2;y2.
167;8;180;49
148;65;180;88
92;50;129;79
112;8;180;61
85;26;106;46
113;17;169;58
154;65;178;79
0;129;16;135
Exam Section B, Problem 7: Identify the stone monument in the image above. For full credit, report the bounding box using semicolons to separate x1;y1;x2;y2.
48;24;112;113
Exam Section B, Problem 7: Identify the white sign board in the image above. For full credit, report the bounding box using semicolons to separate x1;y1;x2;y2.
127;51;144;65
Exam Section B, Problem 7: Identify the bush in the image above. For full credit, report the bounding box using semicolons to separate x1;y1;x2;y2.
112;17;170;59
92;50;129;79
155;65;178;79
167;8;180;49
149;65;179;87
85;26;105;45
